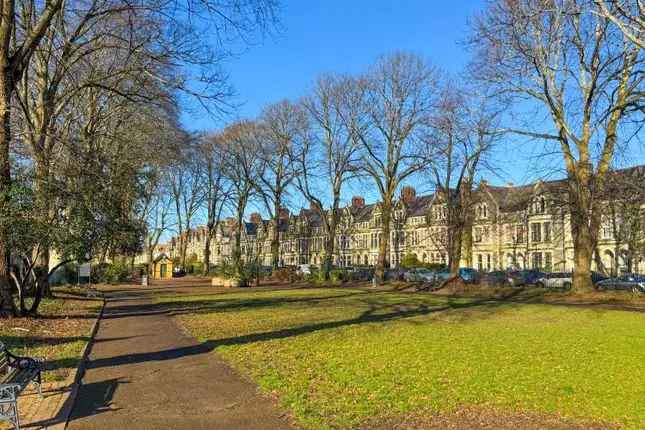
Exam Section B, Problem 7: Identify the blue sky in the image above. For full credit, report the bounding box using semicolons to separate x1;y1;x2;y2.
182;1;484;126
179;0;644;204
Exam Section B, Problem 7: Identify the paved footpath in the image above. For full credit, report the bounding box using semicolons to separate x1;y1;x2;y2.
67;284;293;430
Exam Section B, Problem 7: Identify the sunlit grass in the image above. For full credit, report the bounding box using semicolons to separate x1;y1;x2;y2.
158;288;645;429
0;292;101;382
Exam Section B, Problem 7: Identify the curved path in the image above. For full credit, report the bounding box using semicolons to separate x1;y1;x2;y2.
67;282;294;430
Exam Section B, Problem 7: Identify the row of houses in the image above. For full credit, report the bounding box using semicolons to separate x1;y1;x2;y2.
153;165;645;275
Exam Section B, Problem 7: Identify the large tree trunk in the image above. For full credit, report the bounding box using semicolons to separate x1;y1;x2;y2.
34;155;53;298
203;229;212;274
375;201;392;284
322;222;337;281
233;201;245;273
569;175;595;292
448;225;463;275
271;197;280;270
0;74;15;316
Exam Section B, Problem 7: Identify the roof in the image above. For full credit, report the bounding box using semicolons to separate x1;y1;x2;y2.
153;253;171;263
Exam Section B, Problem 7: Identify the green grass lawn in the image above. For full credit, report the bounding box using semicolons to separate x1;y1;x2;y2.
158;288;645;429
0;291;102;382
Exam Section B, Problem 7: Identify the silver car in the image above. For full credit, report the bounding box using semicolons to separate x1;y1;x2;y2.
403;268;436;283
535;272;573;289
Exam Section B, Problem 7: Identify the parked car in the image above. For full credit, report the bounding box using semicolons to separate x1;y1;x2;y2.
596;275;645;293
459;268;480;284
591;271;609;285
172;266;186;277
481;270;509;286
507;270;545;287
384;268;406;281
297;264;312;275
535;272;573;289
403;268;436;283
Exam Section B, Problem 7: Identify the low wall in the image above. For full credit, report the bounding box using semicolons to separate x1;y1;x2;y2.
211;276;241;288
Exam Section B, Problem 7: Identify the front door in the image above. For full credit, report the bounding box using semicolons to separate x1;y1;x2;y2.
160;264;167;279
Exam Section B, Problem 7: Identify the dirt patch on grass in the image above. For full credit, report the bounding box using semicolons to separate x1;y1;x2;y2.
359;407;618;430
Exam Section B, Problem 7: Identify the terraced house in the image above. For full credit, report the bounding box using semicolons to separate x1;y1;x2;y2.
167;166;645;276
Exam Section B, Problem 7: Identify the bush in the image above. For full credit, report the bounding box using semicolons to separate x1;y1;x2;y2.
330;269;349;283
273;267;300;283
400;253;423;269
91;262;131;284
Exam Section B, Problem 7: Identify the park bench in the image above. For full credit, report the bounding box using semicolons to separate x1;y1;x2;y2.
0;342;44;430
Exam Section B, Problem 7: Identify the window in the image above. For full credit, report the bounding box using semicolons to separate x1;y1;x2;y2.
477;254;483;271
544;222;551;242
544;253;552;271
516;225;525;243
486;254;491;271
531;223;542;242
531;252;543;270
474;227;483;242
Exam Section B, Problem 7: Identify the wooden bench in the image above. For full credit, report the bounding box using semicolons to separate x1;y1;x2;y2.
0;342;44;430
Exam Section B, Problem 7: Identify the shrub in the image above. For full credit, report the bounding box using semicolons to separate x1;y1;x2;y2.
330;269;349;283
400;253;422;269
272;267;300;282
91;262;131;284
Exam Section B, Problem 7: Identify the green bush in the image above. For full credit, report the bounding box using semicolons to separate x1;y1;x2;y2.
91;262;131;284
400;253;422;269
330;269;349;283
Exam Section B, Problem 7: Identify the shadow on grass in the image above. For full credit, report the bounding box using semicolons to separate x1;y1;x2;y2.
86;297;506;370
2;335;90;348
101;290;369;320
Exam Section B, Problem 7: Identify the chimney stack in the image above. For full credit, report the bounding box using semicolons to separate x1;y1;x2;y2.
278;207;290;220
351;196;365;209
250;213;262;224
400;186;416;204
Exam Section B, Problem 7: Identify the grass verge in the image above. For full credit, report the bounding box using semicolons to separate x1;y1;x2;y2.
157;287;644;429
0;288;102;382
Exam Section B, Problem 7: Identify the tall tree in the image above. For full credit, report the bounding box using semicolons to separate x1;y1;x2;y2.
469;0;643;291
424;84;500;276
168;136;205;268
221;121;263;273
350;53;438;284
256;100;303;270
200;133;230;274
296;75;363;280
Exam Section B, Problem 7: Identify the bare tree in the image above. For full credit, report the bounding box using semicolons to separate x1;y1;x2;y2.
424;84;500;276
469;0;643;291
594;0;644;49
350;53;438;284
168;136;205;268
295;75;363;280
221;121;263;272
200;133;230;274
255;101;302;269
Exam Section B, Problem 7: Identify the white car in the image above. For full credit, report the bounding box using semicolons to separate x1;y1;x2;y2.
297;264;312;275
535;272;573;289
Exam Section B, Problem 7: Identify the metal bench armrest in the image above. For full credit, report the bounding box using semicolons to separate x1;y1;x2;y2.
0;384;20;402
7;351;45;371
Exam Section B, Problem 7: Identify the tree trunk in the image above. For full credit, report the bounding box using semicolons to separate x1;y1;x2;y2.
0;74;15;316
322;223;336;281
375;202;392;284
570;179;595;292
203;229;212;274
271;198;280;270
448;225;463;274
